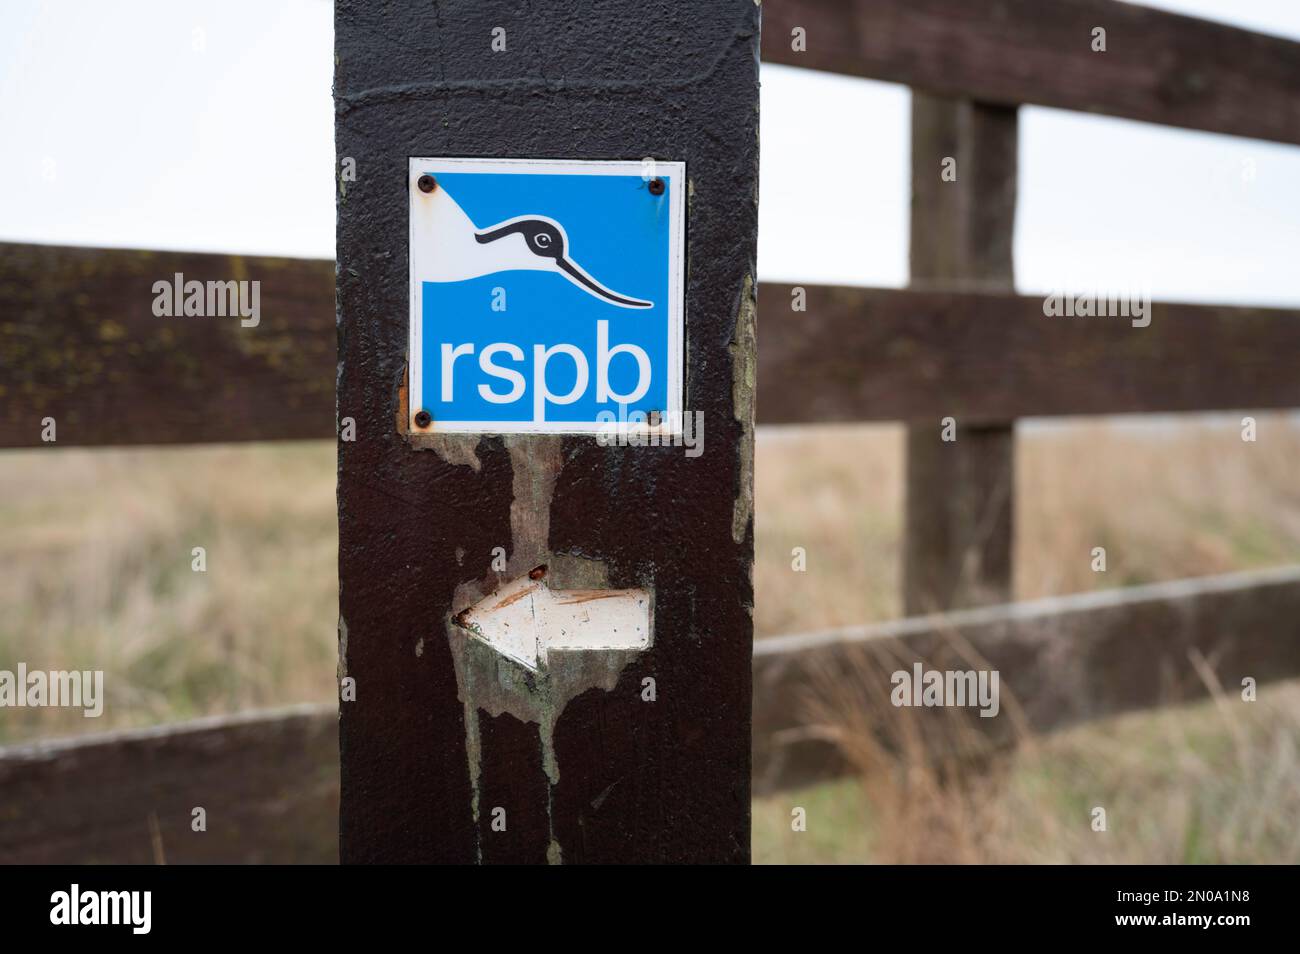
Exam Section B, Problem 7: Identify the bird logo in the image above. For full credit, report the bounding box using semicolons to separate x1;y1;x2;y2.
412;176;653;309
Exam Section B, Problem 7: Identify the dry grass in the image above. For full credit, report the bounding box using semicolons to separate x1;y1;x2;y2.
750;415;1300;864
3;414;1300;863
0;442;337;742
754;424;904;635
1016;416;1300;599
754;415;1300;637
755;677;1300;864
794;637;1032;864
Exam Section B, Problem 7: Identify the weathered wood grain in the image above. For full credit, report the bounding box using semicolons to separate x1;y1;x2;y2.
0;243;335;448
753;565;1300;793
0;704;338;864
763;0;1300;146
903;95;1018;614
757;285;1300;423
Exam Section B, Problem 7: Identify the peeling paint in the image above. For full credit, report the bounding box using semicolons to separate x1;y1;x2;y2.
491;582;538;610
336;616;349;683
730;272;757;545
422;433;483;470
445;436;644;863
396;365;484;469
456;565;651;669
504;435;561;564
448;556;641;865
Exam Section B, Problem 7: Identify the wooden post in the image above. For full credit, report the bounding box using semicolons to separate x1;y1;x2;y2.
334;0;758;863
903;94;1018;615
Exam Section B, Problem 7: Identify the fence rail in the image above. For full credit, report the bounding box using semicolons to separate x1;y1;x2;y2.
3;565;1297;862
758;285;1300;423
0;704;338;864
0;243;334;448
763;0;1300;146
5;243;1300;448
755;565;1300;791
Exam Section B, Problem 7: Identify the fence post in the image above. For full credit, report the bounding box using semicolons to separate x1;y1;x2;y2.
334;0;759;863
903;94;1018;614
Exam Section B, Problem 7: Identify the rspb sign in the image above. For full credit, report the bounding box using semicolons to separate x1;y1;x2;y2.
407;157;686;434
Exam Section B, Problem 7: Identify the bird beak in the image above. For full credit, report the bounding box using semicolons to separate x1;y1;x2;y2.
473;220;653;309
555;256;653;309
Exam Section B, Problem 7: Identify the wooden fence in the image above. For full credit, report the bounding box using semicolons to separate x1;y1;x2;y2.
3;0;1300;862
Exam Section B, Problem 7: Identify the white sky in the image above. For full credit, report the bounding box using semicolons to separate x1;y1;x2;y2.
1;0;1298;306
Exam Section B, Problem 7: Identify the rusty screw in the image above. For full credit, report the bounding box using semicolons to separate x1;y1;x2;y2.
417;174;437;194
648;177;665;196
414;409;432;428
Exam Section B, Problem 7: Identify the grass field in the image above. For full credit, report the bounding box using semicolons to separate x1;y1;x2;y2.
755;678;1300;864
3;415;1299;862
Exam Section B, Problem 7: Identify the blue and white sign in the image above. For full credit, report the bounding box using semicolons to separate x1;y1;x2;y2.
408;157;686;435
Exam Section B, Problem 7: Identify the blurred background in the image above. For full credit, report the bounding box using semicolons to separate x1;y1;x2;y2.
2;0;1300;863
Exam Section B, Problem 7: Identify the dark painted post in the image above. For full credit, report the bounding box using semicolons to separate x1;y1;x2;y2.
903;94;1018;615
334;1;759;863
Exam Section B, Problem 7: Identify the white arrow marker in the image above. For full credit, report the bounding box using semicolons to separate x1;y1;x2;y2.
453;566;651;672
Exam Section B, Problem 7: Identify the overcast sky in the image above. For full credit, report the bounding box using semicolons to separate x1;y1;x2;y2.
2;0;1299;307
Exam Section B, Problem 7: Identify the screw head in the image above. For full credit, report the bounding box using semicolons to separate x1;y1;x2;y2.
417;174;437;194
648;177;665;196
414;409;432;428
